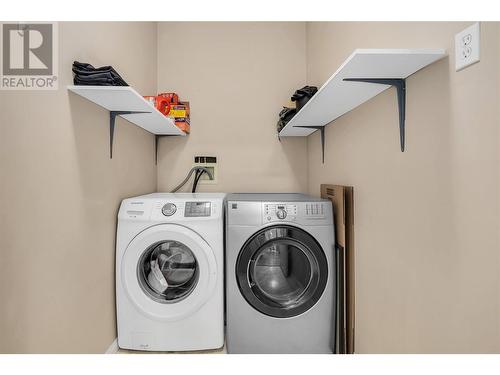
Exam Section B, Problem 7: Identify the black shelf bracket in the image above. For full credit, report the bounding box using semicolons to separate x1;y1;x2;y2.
109;110;148;158
343;78;406;152
296;125;326;163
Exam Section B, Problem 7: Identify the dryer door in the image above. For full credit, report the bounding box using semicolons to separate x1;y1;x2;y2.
236;225;328;318
122;223;217;321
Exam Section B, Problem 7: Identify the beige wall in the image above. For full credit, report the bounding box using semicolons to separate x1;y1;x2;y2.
156;22;308;193
0;22;158;353
306;22;500;353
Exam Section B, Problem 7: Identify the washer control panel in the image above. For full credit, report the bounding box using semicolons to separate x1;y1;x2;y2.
161;203;177;216
264;203;297;223
185;201;212;217
121;195;224;222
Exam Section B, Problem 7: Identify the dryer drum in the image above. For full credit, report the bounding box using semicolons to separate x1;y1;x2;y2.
236;225;328;318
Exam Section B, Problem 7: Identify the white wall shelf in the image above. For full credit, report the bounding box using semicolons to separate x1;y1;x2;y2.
68;85;186;162
279;49;447;161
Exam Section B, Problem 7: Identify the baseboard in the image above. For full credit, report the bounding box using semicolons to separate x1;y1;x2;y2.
105;338;119;354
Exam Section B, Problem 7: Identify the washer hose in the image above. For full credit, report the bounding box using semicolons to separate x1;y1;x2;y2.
170;166;214;193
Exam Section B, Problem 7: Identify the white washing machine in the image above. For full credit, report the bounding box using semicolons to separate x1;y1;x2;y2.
225;193;335;353
116;193;225;351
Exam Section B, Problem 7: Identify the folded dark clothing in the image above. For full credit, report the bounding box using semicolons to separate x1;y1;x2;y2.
73;61;122;75
74;76;113;84
74;77;116;86
74;75;127;86
72;61;128;86
72;66;117;76
72;63;124;76
74;71;118;81
74;71;127;85
73;73;127;86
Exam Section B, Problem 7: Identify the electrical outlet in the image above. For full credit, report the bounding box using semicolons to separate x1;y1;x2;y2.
455;22;480;71
193;156;217;185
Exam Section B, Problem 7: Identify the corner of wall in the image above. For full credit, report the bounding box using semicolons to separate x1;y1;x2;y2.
304;22;311;195
155;21;160;193
305;22;311;83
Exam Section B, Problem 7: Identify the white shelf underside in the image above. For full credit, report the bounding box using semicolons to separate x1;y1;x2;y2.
279;49;446;137
68;86;185;136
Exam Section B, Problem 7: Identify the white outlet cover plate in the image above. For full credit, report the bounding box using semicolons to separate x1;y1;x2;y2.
192;163;217;184
455;22;480;71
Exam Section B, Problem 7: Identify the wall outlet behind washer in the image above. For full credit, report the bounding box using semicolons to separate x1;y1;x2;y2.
193;155;217;185
455;22;480;71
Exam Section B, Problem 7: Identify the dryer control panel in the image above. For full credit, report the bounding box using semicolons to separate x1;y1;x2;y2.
263;203;298;223
227;194;332;227
262;202;328;224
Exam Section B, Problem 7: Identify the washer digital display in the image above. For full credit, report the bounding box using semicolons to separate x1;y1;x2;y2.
185;201;211;217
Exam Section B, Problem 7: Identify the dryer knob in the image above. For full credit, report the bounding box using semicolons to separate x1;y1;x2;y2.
162;203;177;216
276;209;287;220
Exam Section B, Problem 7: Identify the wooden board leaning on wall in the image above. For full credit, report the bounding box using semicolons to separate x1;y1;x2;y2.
321;184;355;354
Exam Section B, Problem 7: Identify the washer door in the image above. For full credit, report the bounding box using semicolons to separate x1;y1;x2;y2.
236;225;328;318
122;224;217;321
